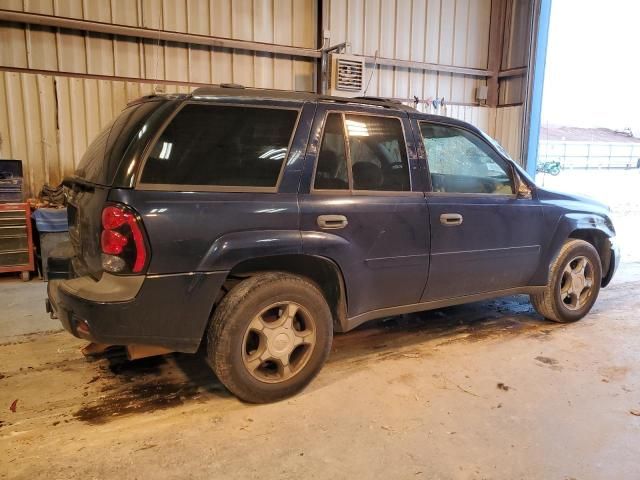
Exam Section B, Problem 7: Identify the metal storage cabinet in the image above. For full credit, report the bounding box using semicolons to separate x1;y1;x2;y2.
0;160;23;203
0;203;34;281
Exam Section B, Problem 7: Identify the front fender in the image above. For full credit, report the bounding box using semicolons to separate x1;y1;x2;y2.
531;212;615;285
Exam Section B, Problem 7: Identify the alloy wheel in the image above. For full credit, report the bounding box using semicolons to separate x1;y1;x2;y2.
241;302;316;383
559;255;596;311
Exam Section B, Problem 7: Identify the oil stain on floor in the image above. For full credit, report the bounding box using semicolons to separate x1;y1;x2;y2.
71;350;228;424
15;295;559;427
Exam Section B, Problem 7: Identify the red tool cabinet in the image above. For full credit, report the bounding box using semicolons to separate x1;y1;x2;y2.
0;203;34;281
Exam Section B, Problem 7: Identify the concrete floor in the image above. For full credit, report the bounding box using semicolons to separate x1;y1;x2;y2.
2;169;639;479
1;263;639;479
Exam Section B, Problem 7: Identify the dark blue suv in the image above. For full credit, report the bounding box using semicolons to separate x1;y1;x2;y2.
47;86;619;403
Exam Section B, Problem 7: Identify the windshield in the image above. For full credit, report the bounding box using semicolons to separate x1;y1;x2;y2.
482;132;512;160
75;101;158;185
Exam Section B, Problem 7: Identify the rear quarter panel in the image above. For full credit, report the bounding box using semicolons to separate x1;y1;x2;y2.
110;101;316;275
109;190;301;274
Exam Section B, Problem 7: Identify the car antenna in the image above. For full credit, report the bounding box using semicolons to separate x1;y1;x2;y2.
363;49;378;96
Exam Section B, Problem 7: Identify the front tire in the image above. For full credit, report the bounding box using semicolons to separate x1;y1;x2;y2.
530;239;602;323
207;272;333;403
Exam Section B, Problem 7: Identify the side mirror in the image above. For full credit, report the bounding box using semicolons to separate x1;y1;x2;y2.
516;174;533;199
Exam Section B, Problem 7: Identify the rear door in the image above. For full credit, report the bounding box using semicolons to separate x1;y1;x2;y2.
299;103;429;320
415;119;545;300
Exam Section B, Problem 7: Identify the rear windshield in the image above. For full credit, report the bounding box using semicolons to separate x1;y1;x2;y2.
140;103;299;188
75;101;158;185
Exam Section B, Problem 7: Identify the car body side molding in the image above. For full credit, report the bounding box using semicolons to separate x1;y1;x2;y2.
343;286;546;332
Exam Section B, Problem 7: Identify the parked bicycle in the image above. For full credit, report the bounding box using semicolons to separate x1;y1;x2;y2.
536;160;561;176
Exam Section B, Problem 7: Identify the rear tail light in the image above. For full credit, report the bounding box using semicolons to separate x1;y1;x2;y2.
100;204;149;274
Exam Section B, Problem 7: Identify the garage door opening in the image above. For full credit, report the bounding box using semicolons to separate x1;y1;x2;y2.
535;0;640;277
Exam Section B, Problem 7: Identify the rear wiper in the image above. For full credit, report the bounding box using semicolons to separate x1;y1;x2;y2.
62;176;95;192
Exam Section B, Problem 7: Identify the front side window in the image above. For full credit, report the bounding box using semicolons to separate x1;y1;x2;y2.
314;112;410;192
141;104;298;187
420;123;514;195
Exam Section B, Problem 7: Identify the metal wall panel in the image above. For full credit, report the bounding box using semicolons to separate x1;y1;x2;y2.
0;0;317;90
0;69;522;198
328;0;491;104
499;0;532;105
336;0;522;161
414;103;521;163
0;0;317;195
8;0;316;47
444;105;494;137
494;105;524;163
0;0;529;195
501;0;531;70
0;71;192;196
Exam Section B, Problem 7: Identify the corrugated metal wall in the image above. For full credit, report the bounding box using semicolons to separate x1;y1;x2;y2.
0;0;317;196
432;104;522;162
326;0;525;163
494;105;523;160
0;71;196;196
493;0;533;163
499;0;532;105
0;0;317;90
0;0;530;196
327;0;491;104
419;103;493;138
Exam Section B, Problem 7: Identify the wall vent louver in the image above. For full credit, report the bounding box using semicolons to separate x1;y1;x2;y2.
329;54;366;97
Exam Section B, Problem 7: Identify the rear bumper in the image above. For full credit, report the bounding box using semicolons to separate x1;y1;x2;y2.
602;236;620;288
47;271;227;353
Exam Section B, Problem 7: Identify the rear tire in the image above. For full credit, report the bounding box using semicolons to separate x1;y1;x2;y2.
207;272;333;403
530;239;602;323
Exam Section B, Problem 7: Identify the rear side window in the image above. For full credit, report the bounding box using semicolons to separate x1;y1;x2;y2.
76;101;158;185
313;112;410;192
141;104;299;188
346;114;410;191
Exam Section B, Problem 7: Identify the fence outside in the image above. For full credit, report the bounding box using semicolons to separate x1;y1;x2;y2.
539;140;640;169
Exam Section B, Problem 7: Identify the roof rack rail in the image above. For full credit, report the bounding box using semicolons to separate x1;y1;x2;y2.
192;84;246;96
353;96;403;105
219;83;245;89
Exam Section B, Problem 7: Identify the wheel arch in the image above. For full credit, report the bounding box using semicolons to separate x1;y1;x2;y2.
222;254;349;333
533;213;616;287
568;228;614;286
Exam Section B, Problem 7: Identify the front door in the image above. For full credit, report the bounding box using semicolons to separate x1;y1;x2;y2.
299;104;429;319
415;119;545;301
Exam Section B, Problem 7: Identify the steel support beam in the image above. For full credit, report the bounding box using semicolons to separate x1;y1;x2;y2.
0;9;322;59
1;8;494;80
487;0;508;106
498;67;528;78
0;65;215;87
362;55;490;78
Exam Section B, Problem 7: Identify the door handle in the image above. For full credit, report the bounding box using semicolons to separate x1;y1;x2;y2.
440;213;463;226
317;215;348;230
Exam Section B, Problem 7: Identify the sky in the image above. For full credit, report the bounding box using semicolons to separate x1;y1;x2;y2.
541;0;640;135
